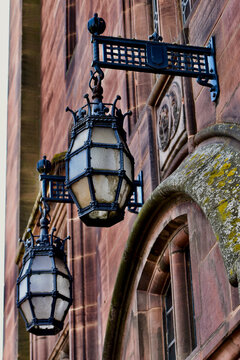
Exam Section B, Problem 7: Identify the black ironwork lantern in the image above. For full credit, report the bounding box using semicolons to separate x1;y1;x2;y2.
16;202;72;336
65;72;134;227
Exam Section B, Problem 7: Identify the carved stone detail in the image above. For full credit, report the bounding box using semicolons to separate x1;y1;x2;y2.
157;81;182;152
156;77;186;175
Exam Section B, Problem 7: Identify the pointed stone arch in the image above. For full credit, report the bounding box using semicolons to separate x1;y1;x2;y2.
103;125;240;359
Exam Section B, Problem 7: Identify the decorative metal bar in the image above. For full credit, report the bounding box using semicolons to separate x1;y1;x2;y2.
128;171;144;214
39;174;74;203
91;35;219;101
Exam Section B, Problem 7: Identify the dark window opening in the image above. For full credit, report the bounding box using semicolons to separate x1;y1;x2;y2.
152;0;160;34
164;282;176;360
181;0;197;23
66;0;76;72
185;246;197;351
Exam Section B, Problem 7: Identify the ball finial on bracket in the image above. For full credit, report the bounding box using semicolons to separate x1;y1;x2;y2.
88;13;106;35
37;156;52;174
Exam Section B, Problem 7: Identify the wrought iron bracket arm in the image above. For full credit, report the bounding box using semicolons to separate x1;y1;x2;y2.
88;14;219;102
37;157;144;214
128;171;144;214
37;157;74;204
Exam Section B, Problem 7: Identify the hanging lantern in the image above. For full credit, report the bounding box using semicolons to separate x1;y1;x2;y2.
16;202;72;336
65;72;134;227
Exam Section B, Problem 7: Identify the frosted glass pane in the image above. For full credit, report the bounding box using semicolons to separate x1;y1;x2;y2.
31;255;52;271
32;296;53;319
69;150;87;181
70;130;89;153
109;211;117;218
89;210;108;219
38;325;54;330
71;177;91;208
30;274;54;293
54;257;68;275
19;277;28;301
54;299;69;321
92;127;117;144
57;275;70;298
119;179;131;208
21;259;30;277
93;175;119;203
21;300;33;323
91;148;120;170
123;153;133;181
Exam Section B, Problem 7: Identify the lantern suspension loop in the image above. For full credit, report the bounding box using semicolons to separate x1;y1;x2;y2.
88;14;219;102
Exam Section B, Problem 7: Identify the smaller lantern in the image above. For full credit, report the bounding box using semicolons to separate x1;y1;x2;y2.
65;72;134;227
16;202;72;336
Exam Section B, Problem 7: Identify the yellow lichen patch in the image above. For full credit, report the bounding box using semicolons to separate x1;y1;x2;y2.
207;162;232;185
203;197;210;205
217;181;225;188
217;200;231;221
233;244;240;252
227;168;237;177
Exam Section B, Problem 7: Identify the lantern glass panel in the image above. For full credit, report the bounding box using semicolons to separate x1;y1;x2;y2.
123;153;133;181
31;296;53;319
21;300;32;323
57;275;70;298
38;325;55;330
69;149;87;181
92;175;119;203
71;177;91;208
21;258;30;277
119;179;131;208
19;277;28;301
91;127;117;144
30;274;54;293
54;298;69;321
89;210;108;220
54;257;69;275
91;147;120;170
31;255;53;271
70;129;89;153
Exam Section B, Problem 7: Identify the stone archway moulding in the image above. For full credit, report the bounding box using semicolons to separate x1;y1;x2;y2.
103;124;240;359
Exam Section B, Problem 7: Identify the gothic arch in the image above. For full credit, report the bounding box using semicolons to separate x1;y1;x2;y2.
103;124;240;359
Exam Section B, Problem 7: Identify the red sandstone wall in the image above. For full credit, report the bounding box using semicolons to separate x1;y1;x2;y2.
36;0;240;358
5;0;240;359
3;0;22;359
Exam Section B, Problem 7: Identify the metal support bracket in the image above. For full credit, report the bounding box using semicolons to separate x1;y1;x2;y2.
37;157;144;213
39;174;74;204
37;157;73;204
128;171;144;214
89;14;219;101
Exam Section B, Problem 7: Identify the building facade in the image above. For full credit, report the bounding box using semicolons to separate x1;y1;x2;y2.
4;0;240;359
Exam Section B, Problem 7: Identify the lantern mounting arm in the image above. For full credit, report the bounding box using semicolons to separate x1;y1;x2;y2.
19;199;71;251
37;156;143;213
88;14;219;102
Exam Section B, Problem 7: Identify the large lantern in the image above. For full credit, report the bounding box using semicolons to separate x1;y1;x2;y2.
65;72;134;227
16;202;72;336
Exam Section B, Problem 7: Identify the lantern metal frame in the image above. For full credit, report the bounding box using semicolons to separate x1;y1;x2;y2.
36;74;144;227
64;73;135;226
16;201;73;336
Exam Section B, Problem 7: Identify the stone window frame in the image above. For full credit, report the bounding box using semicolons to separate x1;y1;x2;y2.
65;0;77;72
136;222;197;360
